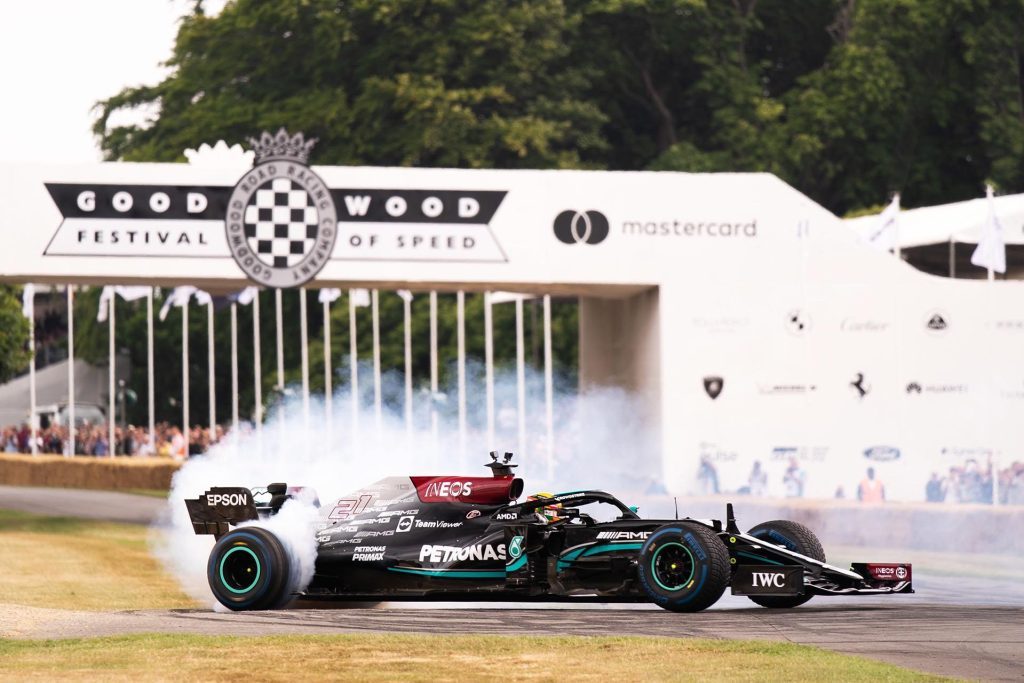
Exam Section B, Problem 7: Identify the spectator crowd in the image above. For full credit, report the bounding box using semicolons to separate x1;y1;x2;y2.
925;458;1024;506
1;422;228;460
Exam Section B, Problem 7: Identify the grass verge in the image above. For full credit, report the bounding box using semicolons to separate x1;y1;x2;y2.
0;509;195;610
0;633;948;682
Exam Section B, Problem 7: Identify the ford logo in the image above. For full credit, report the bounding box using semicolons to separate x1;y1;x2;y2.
863;446;901;462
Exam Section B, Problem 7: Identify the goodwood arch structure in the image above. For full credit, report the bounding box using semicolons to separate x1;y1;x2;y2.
2;145;1022;501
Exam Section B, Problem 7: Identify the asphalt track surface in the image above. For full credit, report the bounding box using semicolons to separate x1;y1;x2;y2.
2;486;1022;681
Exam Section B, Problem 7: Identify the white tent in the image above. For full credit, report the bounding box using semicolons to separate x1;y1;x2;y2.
845;192;1024;277
846;192;1024;247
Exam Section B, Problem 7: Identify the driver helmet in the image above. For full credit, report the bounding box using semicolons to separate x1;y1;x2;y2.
527;492;562;523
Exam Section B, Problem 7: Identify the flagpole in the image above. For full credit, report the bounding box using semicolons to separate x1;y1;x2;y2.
27;286;37;456
515;296;526;460
429;291;439;456
253;292;262;433
147;288;155;444
372;288;382;435
349;290;359;450
67;285;75;457
275;288;284;423
230;302;239;431
181;298;190;455
457;290;467;464
484;291;495;449
109;289;116;457
323;294;332;443
403;291;413;443
299;288;310;433
207;298;216;437
893;192;901;260
543;294;554;480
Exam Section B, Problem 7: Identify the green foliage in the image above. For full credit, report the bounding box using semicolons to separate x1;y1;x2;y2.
0;286;31;384
94;0;607;169
94;0;1024;213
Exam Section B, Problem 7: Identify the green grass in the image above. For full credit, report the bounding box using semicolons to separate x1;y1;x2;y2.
0;633;950;682
0;509;195;610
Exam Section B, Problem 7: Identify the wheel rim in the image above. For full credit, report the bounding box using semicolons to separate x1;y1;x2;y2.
219;546;261;594
651;542;695;591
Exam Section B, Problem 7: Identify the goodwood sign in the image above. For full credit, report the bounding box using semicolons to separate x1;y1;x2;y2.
43;129;508;287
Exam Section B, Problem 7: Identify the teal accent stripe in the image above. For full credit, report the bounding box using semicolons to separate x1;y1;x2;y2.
506;556;528;573
583;542;643;556
736;551;785;566
557;542;643;570
387;567;505;579
219;546;260;595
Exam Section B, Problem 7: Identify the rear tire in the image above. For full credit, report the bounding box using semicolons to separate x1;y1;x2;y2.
745;520;824;609
637;522;730;612
208;527;292;611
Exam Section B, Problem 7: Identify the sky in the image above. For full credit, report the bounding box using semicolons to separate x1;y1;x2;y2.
0;0;225;164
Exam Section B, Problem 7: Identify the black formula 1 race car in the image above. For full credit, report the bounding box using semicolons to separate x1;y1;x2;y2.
185;453;913;612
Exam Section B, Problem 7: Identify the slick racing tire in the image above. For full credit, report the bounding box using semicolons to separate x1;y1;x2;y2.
745;520;824;609
637;522;730;612
208;527;292;611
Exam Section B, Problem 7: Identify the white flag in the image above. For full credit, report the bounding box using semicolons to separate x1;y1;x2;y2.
319;288;342;304
99;285;153;322
971;185;1007;274
350;288;371;307
158;286;197;321
22;283;35;319
396;289;414;303
230;286;259;306
866;193;900;252
193;289;213;307
97;286;115;322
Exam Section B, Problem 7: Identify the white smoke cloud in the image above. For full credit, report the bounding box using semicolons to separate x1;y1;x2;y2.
151;362;661;607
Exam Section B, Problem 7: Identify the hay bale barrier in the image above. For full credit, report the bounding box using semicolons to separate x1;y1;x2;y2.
0;454;180;491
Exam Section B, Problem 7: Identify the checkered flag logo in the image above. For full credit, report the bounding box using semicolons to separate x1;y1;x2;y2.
225;128;338;288
244;178;319;268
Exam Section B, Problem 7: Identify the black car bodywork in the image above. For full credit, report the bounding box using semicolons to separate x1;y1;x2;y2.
186;456;913;612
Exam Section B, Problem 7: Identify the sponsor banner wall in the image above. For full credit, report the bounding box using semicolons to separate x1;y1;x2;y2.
2;157;1022;502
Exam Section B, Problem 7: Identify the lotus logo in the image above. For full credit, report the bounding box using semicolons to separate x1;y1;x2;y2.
925;311;949;333
553;210;609;245
703;376;724;399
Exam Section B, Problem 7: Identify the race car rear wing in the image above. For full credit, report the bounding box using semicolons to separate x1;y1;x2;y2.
185;483;320;539
184;487;259;538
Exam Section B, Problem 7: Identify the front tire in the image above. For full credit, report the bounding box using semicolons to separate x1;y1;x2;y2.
208;527;292;611
637;522;730;612
745;520;824;609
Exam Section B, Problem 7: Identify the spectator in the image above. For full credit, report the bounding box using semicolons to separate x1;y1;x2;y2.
697;455;719;495
170;426;186;460
748;460;767;497
925;472;946;502
783;458;805;498
857;467;885;503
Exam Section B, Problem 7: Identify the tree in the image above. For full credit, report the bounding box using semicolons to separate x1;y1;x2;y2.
0;286;30;384
94;0;607;169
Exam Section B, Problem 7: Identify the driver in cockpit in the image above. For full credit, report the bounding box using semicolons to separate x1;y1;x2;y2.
527;492;563;524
